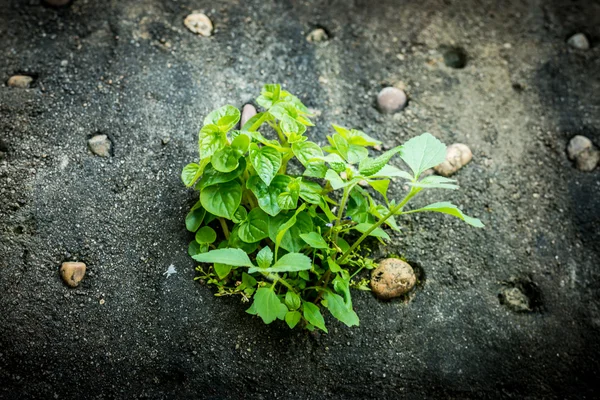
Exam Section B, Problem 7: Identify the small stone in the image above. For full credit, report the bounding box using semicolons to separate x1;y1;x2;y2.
568;135;599;171
60;262;86;288
306;28;328;43
184;13;213;37
358;180;369;187
370;258;416;300
88;134;112;157
99;299;105;305
377;87;407;114
240;104;257;127
7;75;33;88
567;33;590;50
373;144;382;151
499;287;530;312
43;0;71;6
161;137;170;145
433;143;473;177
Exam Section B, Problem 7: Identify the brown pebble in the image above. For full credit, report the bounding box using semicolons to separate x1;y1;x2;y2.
370;258;416;300
7;75;34;88
434;143;472;176
377;87;407;114
240;104;257;127
60;262;86;287
184;13;213;37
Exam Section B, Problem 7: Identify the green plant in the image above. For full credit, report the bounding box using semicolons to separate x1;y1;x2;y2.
182;84;483;333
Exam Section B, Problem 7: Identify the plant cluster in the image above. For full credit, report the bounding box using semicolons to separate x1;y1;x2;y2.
182;84;483;333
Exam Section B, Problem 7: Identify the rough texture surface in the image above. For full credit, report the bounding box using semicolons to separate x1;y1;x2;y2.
1;0;600;399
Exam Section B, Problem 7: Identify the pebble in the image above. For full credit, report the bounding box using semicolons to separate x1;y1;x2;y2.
60;262;86;288
499;287;530;312
376;87;407;114
306;28;328;43
567;135;599;171
567;33;590;50
370;258;416;300
240;104;257;127
184;13;213;37
88;134;112;157
7;75;33;88
433;143;472;177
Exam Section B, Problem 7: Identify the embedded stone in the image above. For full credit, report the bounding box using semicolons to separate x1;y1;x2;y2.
307;28;328;43
7;75;33;88
567;136;599;171
567;33;590;50
60;262;86;288
434;143;473;177
88;134;111;157
371;258;416;300
377;87;407;114
184;13;213;37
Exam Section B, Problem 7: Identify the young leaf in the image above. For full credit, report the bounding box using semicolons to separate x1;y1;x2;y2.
182;163;203;187
253;287;288;324
196;158;246;191
203;105;241;132
405;202;484;227
211;146;241;173
332;124;381;147
231;133;250;154
371;164;413;180
249;252;312;274
302;302;328;333
214;263;232;280
192;248;254;267
285;291;301;310
256;246;273;269
198;124;227;158
299;232;328;249
195;226;217;244
276;178;300;210
256;84;282;109
399;133;447;178
322;291;359;327
249;143;282;186
200;180;242;219
273;204;306;256
241;112;274;132
232;206;248;224
367;179;390;202
354;223;390;239
325;169;359;190
238;208;270;243
285;311;302;328
358;145;403;176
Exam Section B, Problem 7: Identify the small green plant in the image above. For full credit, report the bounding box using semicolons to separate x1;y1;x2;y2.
182;84;483;332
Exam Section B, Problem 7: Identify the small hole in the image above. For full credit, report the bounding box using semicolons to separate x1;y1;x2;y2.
442;46;468;69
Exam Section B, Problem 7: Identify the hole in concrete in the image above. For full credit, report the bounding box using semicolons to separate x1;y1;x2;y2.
13;226;24;235
442;46;468;69
499;277;543;313
512;83;524;92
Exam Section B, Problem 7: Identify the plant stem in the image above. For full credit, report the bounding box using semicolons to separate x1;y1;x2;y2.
331;185;352;253
218;217;230;239
248;112;269;132
268;120;287;145
337;188;419;264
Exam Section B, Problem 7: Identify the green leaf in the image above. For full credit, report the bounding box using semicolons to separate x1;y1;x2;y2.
188;240;201;256
199;124;227;159
322;291;359;327
358;145;403;176
256;246;273;269
246;175;292;217
285;291;301;310
399;132;447;178
211;146;241;173
302;302;328;333
285;311;302;328
332;133;350;161
332;124;381;147
203;105;241;132
195;226;217;244
325;169;360;190
346;145;369;164
409;175;458;190
231;133;250;154
185;202;206;232
249;252;312;274
298;180;323;204
228;226;259;254
249;143;282;186
270;204;309;255
276;178;300;210
214;263;232;280
192;248;254;267
354;223;390;239
314;153;346;173
256;84;282;109
182;163;202;187
200;180;242;219
406;202;484;227
327;258;342;273
232;206;248;224
367;179;390;202
253;287;288;324
238;208;270;243
371;164;413;180
196;158;246;191
299;232;328;249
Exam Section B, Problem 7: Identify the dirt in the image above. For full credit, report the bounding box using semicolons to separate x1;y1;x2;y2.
1;0;599;398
